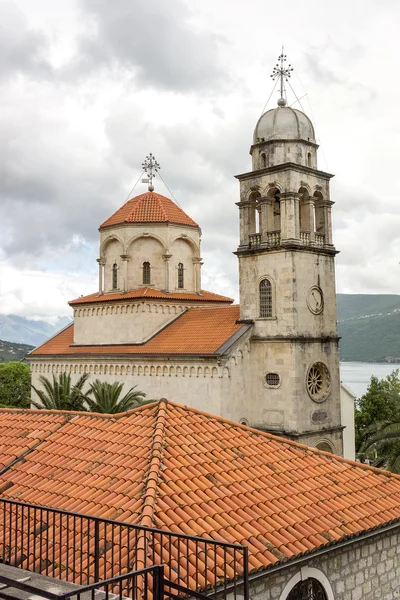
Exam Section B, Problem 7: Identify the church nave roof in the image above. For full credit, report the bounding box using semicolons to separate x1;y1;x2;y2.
30;305;247;357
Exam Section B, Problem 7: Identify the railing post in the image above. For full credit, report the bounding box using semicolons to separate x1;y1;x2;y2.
154;565;164;600
243;546;249;600
94;520;100;583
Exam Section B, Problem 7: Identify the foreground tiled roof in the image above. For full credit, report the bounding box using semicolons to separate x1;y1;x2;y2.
69;287;233;306
1;400;400;576
30;306;245;356
100;192;198;229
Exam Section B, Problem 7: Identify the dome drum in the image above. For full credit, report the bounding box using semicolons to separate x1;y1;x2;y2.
252;139;318;171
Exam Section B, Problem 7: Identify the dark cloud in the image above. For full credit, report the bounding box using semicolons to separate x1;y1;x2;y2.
0;2;52;81
69;0;228;92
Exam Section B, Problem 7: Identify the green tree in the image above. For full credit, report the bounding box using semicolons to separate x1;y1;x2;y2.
355;369;400;450
85;380;147;414
31;373;89;411
0;362;31;408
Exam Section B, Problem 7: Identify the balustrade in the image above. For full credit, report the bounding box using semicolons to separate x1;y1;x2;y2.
267;231;281;246
300;231;310;244
249;233;261;246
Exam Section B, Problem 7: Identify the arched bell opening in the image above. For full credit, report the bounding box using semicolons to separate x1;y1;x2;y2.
267;187;281;232
313;191;325;238
298;187;312;234
248;190;261;237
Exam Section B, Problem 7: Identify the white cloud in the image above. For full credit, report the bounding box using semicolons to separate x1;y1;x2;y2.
0;262;96;319
1;0;400;320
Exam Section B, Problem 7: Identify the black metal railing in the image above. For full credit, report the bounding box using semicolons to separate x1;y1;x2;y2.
0;565;164;600
0;498;249;600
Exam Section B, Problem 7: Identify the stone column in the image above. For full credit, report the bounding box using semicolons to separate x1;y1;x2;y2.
236;201;254;245
324;201;334;245
294;194;300;239
280;192;297;241
120;255;130;292
96;258;105;293
305;199;315;242
163;253;172;292
192;258;203;292
258;197;269;242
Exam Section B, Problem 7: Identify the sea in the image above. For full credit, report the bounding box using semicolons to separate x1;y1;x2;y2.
340;362;400;398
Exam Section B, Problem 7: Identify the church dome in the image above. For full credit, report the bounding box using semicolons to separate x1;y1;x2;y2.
100;191;199;229
253;106;315;144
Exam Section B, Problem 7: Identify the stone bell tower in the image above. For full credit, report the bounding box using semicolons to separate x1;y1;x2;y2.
235;53;343;454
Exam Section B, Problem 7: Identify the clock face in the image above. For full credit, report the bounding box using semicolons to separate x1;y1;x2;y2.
307;286;324;314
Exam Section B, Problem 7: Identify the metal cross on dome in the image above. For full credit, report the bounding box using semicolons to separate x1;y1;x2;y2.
142;153;160;192
270;49;293;107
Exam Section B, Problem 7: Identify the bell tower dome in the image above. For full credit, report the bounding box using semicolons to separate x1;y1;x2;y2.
234;52;342;454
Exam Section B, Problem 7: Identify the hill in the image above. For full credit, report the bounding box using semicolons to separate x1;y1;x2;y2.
0;339;34;363
337;294;400;362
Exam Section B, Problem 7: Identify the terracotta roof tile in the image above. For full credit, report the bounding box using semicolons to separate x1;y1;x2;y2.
100;192;198;229
2;400;400;580
69;287;233;306
30;305;245;356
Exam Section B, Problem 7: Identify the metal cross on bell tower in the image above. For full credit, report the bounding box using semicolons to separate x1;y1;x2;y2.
142;153;160;192
270;48;293;107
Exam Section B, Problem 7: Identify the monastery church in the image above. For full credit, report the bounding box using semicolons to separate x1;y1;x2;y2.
29;84;355;459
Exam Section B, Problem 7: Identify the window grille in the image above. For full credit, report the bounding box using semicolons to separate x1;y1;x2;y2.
112;263;118;289
143;262;151;285
178;263;184;289
287;578;328;599
259;279;272;317
266;373;280;386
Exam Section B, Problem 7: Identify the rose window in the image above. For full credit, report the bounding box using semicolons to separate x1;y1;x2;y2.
306;362;330;402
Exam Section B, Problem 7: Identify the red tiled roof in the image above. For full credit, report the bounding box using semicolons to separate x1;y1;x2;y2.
100;192;198;229
30;306;245;356
1;400;400;575
69;288;233;306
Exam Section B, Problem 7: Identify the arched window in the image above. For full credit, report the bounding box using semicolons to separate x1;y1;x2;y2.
261;152;267;168
259;279;272;318
287;578;327;599
143;262;151;285
307;152;312;168
177;263;184;289
112;263;118;289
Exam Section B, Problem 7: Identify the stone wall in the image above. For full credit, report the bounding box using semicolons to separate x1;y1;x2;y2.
249;527;400;599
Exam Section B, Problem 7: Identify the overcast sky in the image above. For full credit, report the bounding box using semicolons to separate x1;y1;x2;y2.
1;0;400;320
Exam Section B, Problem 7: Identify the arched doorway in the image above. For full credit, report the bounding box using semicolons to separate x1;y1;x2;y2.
287;578;328;599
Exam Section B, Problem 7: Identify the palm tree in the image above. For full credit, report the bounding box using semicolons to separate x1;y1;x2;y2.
360;420;400;474
84;380;147;414
31;373;89;411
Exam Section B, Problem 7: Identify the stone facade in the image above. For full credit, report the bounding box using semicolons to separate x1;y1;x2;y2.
248;527;400;599
99;221;201;295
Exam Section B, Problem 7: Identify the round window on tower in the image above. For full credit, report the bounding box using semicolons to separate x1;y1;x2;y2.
265;372;280;387
306;362;331;402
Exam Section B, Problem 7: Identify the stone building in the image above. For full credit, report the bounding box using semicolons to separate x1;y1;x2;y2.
29;96;353;458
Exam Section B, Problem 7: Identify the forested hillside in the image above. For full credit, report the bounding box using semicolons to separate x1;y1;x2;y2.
337;294;400;362
0;340;34;363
